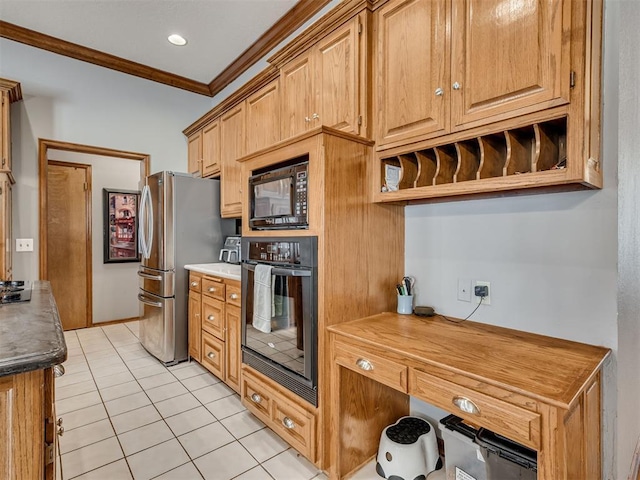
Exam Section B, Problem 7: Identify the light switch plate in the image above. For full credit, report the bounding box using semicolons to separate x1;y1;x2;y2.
16;238;34;252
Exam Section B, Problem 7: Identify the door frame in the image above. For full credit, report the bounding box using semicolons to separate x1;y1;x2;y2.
38;139;150;320
47;160;93;328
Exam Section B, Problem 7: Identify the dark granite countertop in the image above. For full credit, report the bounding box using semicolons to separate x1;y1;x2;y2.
0;281;67;377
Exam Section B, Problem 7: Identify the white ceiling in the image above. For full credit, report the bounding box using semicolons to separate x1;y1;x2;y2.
0;0;298;84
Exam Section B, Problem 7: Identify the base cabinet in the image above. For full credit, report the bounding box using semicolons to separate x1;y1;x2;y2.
241;366;317;464
0;367;59;480
188;272;242;394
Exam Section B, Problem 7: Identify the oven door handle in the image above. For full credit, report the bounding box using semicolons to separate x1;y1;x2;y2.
243;263;311;277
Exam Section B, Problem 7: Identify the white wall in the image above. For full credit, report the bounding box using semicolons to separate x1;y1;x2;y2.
0;38;212;281
46;150;141;324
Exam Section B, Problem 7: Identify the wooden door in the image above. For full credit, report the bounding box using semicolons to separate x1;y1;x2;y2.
225;304;241;393
187;130;202;176
316;16;361;135
201;120;221;177
246;80;281;155
0;173;11;279
47;162;92;330
280;51;314;140
188;291;202;361
376;0;448;146
220;103;245;218
450;0;569;128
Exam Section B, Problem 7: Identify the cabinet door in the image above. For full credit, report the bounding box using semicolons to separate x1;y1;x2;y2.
201;120;221;177
316;16;362;135
225;304;241;393
246;80;281;155
202;332;225;380
202;296;225;340
450;0;569;128
0;174;11;280
280;51;314;140
187;130;202;176
376;0;448;146
188;291;202;361
220;104;246;218
0;91;10;173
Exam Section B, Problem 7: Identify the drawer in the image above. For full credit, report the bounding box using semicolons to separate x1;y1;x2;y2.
410;369;541;450
226;282;241;307
189;272;202;293
241;372;272;424
202;296;225;339
334;341;408;392
201;332;225;380
202;276;225;301
272;395;316;462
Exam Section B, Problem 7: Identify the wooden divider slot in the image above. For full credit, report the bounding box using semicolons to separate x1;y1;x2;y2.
478;133;507;180
505;126;535;176
434;145;457;185
415;150;437;187
398;153;419;189
534;118;567;172
454;139;481;182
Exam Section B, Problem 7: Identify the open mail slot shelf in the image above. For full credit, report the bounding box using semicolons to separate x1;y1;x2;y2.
375;117;570;203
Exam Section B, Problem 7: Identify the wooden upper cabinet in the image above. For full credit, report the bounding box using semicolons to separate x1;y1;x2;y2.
220;103;246;218
280;51;315;139
316;15;362;136
246;80;281;155
450;0;569;129
202;120;221;177
376;0;448;146
0;91;10;173
187;130;202;176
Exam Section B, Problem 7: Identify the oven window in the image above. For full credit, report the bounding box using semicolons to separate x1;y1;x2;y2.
253;178;291;217
244;269;306;376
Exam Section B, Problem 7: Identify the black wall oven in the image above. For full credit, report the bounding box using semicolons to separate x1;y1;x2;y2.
241;236;318;405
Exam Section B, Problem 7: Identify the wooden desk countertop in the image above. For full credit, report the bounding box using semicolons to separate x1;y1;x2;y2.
327;312;611;409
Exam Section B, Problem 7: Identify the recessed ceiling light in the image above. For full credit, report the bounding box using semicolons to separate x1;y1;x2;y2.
168;34;187;46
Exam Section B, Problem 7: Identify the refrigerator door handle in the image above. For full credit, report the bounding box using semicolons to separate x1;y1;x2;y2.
137;271;163;281
139;185;154;259
138;293;163;308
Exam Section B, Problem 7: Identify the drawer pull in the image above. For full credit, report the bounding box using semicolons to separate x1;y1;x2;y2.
56;418;63;427
250;393;262;404
282;416;296;429
356;358;374;371
452;396;480;415
208;287;216;292
207;352;216;359
53;364;65;377
190;281;198;287
229;293;238;300
207;315;215;321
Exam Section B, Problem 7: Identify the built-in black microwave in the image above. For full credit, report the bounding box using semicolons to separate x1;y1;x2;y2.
248;157;308;230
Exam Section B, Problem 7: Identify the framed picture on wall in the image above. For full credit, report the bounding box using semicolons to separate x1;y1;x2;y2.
103;188;140;263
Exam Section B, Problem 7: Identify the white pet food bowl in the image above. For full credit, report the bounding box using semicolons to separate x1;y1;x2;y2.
376;416;442;480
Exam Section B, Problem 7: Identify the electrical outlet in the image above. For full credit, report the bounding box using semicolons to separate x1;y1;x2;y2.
474;280;491;305
15;238;34;252
457;279;471;302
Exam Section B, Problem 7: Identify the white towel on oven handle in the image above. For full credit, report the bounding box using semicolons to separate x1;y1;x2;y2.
252;264;273;334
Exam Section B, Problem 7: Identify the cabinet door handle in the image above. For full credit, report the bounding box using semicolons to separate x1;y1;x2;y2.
304;116;311;123
452;396;480;415
53;364;65;377
207;315;215;321
191;281;199;287
56;418;63;427
452;82;462;90
57;426;64;436
435;87;444;96
282;416;296;429
207;352;216;359
229;293;238;300
311;113;319;120
250;393;262;404
356;358;373;371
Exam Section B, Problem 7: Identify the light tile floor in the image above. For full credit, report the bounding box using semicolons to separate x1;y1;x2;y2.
56;321;330;480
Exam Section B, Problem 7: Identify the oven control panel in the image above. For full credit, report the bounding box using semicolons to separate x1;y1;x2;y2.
248;241;301;264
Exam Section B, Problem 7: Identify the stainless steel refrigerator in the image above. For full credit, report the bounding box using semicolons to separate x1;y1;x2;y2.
137;171;234;365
